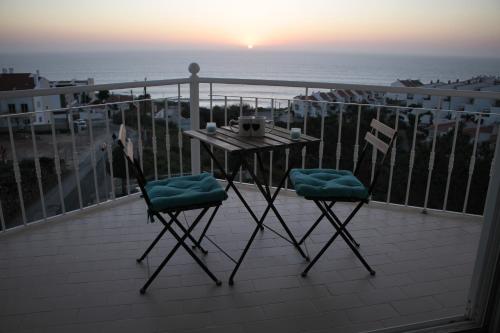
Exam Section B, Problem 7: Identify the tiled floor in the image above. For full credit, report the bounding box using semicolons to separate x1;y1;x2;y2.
0;186;481;333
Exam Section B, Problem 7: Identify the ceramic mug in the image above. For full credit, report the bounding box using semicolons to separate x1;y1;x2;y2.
229;116;253;136
251;116;274;137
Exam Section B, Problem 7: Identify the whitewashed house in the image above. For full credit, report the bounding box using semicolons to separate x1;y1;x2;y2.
0;68;61;129
386;79;424;104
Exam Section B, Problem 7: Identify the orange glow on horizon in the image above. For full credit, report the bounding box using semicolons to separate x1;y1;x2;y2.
1;0;499;56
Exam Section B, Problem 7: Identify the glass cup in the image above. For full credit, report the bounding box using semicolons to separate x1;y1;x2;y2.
290;127;301;140
206;122;216;135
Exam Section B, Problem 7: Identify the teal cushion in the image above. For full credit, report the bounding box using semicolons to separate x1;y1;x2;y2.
289;169;368;200
145;173;227;211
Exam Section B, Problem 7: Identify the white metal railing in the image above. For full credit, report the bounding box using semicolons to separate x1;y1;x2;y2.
0;63;499;232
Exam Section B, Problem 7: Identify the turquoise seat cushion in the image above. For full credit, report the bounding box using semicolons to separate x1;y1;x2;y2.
289;169;368;200
145;173;227;211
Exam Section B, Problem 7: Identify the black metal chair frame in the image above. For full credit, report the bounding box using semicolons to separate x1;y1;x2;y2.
298;119;398;277
117;135;223;294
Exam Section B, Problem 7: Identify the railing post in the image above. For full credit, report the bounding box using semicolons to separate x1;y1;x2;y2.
189;63;201;175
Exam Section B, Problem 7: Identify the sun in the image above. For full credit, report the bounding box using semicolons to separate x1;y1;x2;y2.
247;44;253;49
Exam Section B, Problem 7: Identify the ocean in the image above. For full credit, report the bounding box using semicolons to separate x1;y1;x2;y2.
1;50;500;103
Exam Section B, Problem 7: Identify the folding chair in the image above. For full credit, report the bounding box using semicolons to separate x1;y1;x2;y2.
289;118;397;277
117;125;227;293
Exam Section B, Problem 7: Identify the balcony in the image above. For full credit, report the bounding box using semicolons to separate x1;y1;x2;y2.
0;65;499;332
0;186;480;332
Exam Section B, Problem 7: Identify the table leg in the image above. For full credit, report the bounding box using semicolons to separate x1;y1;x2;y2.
200;142;262;229
248;154;308;260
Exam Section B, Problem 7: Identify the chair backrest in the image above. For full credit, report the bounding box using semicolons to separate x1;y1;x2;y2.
354;118;397;195
118;124;126;147
117;124;152;208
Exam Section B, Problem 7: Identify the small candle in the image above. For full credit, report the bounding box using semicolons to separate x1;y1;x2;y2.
206;122;216;134
290;127;301;140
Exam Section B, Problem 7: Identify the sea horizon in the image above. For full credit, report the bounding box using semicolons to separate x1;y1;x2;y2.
1;50;500;100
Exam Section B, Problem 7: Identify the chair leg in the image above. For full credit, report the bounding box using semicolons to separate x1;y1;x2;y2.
298;202;335;245
140;209;221;294
195;205;220;248
156;211;209;255
321;201;360;248
136;211;181;262
302;201;375;277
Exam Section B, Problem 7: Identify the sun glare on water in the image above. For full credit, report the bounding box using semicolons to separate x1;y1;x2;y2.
247;44;253;49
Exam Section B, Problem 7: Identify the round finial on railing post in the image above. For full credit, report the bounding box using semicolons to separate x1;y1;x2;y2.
188;63;200;76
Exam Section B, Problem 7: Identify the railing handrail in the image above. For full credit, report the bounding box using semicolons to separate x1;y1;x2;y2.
1;76;499;100
199;77;500;100
0;78;190;99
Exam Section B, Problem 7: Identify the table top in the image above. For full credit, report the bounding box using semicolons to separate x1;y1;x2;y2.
184;125;320;153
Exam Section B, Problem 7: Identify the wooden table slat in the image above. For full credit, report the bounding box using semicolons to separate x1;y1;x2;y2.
184;130;241;152
184;126;320;154
220;126;286;148
199;129;259;150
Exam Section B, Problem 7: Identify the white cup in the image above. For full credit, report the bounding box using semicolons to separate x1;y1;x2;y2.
252;116;274;137
229;116;253;136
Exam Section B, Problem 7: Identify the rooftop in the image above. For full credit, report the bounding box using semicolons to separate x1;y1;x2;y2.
0;73;35;91
0;185;480;333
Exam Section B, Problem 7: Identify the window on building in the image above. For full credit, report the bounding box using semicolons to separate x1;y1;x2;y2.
36;101;41;108
8;104;16;113
21;104;29;113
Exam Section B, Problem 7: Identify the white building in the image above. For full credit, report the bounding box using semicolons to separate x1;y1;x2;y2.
0;68;61;128
386;79;424;104
50;78;95;106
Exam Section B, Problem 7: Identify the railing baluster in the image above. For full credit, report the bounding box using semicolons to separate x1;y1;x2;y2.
177;84;183;176
285;99;291;189
151;101;158;180
7;117;27;225
224;96;228;173
371;106;381;182
104;106;116;199
335;104;343;170
210;83;214;173
254;97;258;179
405;110;420;206
136;101;144;171
302;87;309;169
443;114;460;211
318;101;326;168
87;109;100;204
386;108;400;203
68;109;83;209
462;113;483;213
423;102;442;212
30;116;47;219
353;105;362;172
239;97;243;183
0;199;5;231
121;105;131;194
489;123;500;180
269;99;274;186
164;98;172;178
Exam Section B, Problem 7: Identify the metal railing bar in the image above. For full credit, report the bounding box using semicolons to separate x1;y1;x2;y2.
462;113;483;213
0;78;190;99
7;117;27;225
68;109;83;209
200;77;500;100
87;109;100;205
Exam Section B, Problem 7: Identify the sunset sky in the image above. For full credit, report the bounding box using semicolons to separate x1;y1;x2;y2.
1;0;499;56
